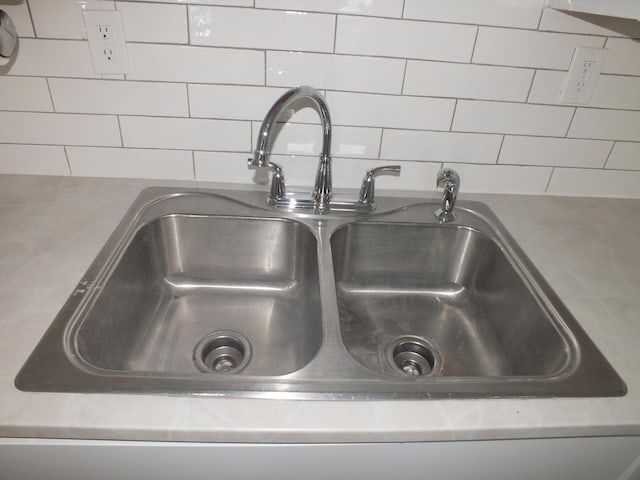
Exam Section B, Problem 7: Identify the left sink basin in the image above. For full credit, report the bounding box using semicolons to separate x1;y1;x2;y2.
15;189;323;393
76;215;322;376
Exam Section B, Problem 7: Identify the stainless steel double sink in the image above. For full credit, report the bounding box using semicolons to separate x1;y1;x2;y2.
15;187;626;399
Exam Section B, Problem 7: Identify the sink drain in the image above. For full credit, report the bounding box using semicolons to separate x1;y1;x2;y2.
194;331;251;374
387;336;440;377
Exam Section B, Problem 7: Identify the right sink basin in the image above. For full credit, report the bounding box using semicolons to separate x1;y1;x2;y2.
330;202;627;397
332;223;570;378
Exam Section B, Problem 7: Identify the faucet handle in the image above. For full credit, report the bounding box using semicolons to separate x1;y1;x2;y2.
248;158;286;201
435;168;460;223
359;165;401;205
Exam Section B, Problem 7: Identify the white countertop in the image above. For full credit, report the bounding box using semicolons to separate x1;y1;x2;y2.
0;174;638;443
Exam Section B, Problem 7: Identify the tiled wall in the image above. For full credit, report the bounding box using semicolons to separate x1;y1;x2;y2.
1;0;640;197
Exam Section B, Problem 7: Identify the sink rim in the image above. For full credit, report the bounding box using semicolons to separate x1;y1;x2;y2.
14;187;627;399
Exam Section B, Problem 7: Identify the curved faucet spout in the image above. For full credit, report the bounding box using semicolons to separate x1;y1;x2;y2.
249;86;333;206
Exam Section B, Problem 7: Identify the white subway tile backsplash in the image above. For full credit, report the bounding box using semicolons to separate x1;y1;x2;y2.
255;0;404;17
336;16;476;63
586;76;640;111
28;0;114;40
195;152;255;183
443;163;553;194
403;0;542;29
189;85;288;120
120;116;250;151
380;130;502;164
607;143;640;171
117;2;188;44
547;168;640;198
67;147;194;179
569;109;640;141
0;112;121;146
1;1;638;198
530;71;640;110
7;39;100;78
49;79;188;117
126;44;264;84
267;52;405;94
250;122;381;158
453;101;573;136
332;128;383;159
603;38;640;76
0;77;53;112
538;9;640;37
327;92;455;131
404;61;533;102
499;136;612;168
189;6;335;52
473;27;604;70
0;145;69;176
528;70;567;105
1;4;35;37
253;153;318;188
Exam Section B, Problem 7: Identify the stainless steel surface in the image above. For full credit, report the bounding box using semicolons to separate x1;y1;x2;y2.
358;165;402;207
248;87;401;213
332;223;567;378
248;85;333;208
15;187;626;399
435;168;460;223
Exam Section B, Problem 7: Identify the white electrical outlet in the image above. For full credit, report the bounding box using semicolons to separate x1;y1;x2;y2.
84;10;130;75
559;47;607;105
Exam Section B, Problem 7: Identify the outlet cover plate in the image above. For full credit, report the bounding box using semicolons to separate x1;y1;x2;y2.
560;47;607;105
84;10;130;75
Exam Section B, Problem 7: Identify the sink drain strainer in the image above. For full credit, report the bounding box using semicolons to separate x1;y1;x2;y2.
387;336;440;376
194;331;252;374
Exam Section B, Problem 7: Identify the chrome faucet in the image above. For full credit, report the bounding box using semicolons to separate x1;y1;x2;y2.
248;86;333;208
249;86;401;213
435;168;460;223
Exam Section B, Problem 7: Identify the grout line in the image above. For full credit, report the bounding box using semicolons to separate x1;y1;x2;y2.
401;0;406;19
564;107;578;137
44;77;56;112
24;0;37;38
185;5;191;45
535;6;544;31
544;167;555;192
495;135;506;165
376;128;384;159
185;83;191;117
603;141;616;169
332;15;338;53
63;145;73;175
469;26;480;63
525;70;537;103
263;50;267;86
191;150;196;180
448;99;458;132
400;59;408;95
116;115;125;147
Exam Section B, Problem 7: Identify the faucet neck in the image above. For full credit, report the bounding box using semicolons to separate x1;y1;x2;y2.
252;86;332;167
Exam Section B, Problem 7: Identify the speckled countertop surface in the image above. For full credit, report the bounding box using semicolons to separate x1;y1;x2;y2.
0;174;638;443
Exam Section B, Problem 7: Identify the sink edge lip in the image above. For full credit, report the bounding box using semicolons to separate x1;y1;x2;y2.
14;187;627;400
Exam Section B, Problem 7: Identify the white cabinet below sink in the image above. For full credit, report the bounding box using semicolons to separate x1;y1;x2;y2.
2;436;640;480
